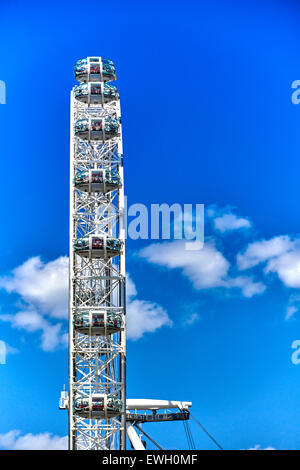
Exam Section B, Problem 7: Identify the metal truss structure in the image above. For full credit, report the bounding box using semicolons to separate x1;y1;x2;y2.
58;57;193;451
68;58;126;450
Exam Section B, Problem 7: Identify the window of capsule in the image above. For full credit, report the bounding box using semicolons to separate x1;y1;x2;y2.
74;395;122;417
74;170;121;192
74;310;123;334
74;57;116;83
74;117;119;140
74;83;119;104
73;235;123;258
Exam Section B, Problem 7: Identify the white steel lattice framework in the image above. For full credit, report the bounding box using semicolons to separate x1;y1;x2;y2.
69;58;126;450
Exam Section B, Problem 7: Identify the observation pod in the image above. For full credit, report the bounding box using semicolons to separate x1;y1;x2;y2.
74;394;122;418
74;169;121;193
74;309;123;335
74;82;119;105
74;57;116;83
74;117;119;141
74;235;122;259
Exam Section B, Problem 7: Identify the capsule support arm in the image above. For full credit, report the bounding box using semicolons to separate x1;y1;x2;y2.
126;423;145;450
126;399;192;411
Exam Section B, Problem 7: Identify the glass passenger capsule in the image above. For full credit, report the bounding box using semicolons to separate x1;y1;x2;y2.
74;169;121;193
74;117;119;141
74;310;123;335
74;394;122;418
73;235;122;258
74;57;116;83
74;82;119;104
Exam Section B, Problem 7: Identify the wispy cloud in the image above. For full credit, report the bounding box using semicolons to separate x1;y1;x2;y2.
182;312;200;327
285;294;300;320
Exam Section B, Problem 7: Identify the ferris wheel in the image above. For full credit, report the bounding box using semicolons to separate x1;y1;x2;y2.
59;57;195;450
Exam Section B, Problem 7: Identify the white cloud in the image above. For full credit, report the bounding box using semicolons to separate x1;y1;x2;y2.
0;309;67;352
126;275;172;340
41;323;66;352
0;430;20;448
0;309;46;332
225;276;266;298
206;205;252;233
126;275;137;298
238;235;300;295
0;430;67;450
0;255;170;346
214;213;251;233
265;250;300;288
140;240;264;298
140;240;229;289
248;444;276;450
0;256;68;319
127;299;172;340
0;257;69;352
237;236;294;270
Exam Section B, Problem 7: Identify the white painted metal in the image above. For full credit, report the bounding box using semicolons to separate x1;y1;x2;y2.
69;57;126;450
126;424;145;450
126;399;192;410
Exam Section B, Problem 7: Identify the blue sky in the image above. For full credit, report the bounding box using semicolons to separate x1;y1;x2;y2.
0;0;300;450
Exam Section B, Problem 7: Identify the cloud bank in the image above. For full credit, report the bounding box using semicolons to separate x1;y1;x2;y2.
0;430;67;450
